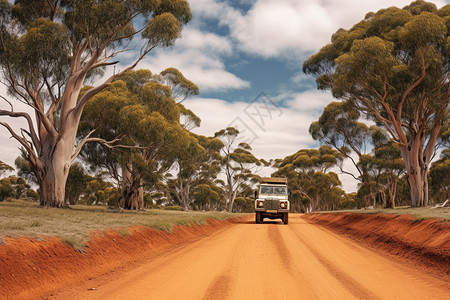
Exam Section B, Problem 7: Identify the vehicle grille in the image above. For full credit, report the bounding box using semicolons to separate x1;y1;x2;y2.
265;199;279;210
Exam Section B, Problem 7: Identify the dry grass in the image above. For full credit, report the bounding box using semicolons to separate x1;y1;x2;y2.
322;206;450;221
0;199;243;250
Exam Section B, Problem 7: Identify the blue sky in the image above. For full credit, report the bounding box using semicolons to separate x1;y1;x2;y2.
1;0;448;191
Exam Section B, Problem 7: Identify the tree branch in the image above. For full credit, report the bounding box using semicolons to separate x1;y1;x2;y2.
0;109;41;153
398;49;427;123
71;132;121;163
0;121;37;162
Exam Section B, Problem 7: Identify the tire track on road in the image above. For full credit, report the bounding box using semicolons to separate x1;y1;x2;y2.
287;217;381;300
268;224;294;272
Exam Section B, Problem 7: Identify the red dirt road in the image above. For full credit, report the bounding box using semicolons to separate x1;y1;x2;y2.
52;215;449;300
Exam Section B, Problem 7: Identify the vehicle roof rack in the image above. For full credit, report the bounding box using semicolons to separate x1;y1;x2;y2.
261;177;287;184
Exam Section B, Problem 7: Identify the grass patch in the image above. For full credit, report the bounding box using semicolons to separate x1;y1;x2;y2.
317;206;450;221
0;199;244;251
61;236;86;253
30;221;42;227
117;228;131;236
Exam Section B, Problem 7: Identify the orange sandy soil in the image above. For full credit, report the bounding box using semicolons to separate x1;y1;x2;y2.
0;213;448;299
0;217;247;300
303;213;450;278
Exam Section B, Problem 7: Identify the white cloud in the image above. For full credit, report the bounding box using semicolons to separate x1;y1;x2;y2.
290;72;316;89
229;0;335;56
188;0;233;20
282;90;334;113
138;26;250;92
191;0;448;59
177;27;233;55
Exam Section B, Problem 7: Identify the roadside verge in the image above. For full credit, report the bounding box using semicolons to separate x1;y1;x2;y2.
303;213;450;279
0;216;247;300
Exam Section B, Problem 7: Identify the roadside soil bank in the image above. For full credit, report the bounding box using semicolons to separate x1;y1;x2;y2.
303;212;450;278
0;217;246;300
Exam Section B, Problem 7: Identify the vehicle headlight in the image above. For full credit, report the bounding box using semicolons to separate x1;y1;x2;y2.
257;200;264;207
279;201;287;209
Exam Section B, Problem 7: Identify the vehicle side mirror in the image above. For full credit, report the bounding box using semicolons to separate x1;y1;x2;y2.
254;190;258;199
289;190;292;198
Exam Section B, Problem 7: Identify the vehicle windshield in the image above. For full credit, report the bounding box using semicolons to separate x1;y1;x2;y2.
260;186;287;195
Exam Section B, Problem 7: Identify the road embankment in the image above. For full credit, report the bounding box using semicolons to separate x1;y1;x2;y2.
0;216;246;300
303;212;450;278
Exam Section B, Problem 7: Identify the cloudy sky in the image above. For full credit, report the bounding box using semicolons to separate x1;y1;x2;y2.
1;0;448;191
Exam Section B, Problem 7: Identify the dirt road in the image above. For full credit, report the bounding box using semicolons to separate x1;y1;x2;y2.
55;215;449;300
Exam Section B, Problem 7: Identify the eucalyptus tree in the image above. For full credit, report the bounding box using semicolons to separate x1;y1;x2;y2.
357;141;405;208
303;0;449;206
373;141;405;208
273;146;345;212
168;134;224;210
192;181;222;210
81;175;120;206
80;69;196;209
310;101;383;205
65;162;92;205
310;102;373;161
0;0;192;207
15;155;37;184
214;127;264;212
0;177;20;201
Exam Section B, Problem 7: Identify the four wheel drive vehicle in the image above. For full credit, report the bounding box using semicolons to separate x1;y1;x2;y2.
254;177;290;224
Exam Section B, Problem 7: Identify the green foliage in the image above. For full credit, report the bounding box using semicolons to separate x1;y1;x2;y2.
143;12;181;47
143;193;155;208
192;182;222;210
65;162;92;205
233;197;254;213
0;178;14;201
79;69;200;210
273;146;344;212
14;156;37;184
214;127;264;212
159;67;199;101
339;193;360;209
168;133;224;210
357;140;406;208
80;176;120;206
429;149;450;203
25;189;39;201
0;176;35;201
0;160;13;177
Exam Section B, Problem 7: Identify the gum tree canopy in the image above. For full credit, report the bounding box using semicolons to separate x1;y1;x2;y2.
303;0;449;207
0;0;191;207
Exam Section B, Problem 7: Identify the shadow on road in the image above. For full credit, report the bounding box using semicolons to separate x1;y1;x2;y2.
238;220;286;225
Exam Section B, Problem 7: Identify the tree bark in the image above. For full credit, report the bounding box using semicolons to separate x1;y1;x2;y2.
35;140;71;207
400;143;424;207
177;180;191;210
122;164;143;210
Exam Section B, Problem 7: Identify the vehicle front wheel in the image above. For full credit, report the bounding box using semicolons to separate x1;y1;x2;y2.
255;212;262;224
283;213;288;224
